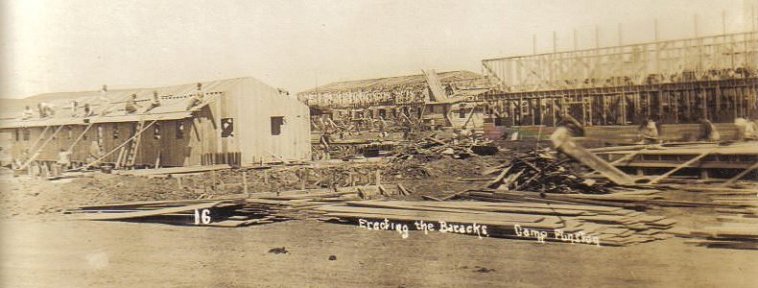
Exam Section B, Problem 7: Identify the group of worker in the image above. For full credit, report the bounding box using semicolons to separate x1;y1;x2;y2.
637;116;757;144
18;82;209;120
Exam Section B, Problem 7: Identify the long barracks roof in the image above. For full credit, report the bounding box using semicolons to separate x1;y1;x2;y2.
298;70;486;94
0;77;267;129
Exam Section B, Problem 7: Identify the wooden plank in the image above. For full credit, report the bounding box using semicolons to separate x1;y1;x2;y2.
550;127;635;185
647;149;714;184
75;201;225;220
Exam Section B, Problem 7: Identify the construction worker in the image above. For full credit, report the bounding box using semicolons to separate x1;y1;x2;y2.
734;116;757;141
55;148;72;176
21;105;34;120
97;85;113;116
186;83;204;111
698;117;720;142
637;118;659;144
125;94;141;114
144;91;161;112
82;103;95;117
37;102;55;118
70;100;79;117
87;140;102;167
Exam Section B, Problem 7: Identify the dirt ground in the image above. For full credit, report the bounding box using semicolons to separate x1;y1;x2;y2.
1;155;757;287
1;218;756;288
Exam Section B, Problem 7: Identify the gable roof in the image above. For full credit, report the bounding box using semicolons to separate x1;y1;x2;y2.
0;77;256;129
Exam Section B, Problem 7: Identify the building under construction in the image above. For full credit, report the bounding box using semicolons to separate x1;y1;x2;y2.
478;31;758;140
0;77;311;171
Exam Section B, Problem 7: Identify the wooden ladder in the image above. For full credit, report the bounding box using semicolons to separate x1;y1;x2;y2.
122;120;146;169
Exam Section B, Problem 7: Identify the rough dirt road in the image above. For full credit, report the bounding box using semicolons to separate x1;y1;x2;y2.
2;218;756;288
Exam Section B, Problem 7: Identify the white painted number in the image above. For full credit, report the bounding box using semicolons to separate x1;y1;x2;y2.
194;209;212;225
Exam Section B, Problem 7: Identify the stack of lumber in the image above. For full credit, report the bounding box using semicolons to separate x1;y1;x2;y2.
316;200;675;246
482;149;611;194
668;185;758;250
390;136;496;161
458;188;661;210
680;218;758;250
66;187;364;227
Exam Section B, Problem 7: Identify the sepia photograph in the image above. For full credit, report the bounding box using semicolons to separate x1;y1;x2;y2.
0;0;757;287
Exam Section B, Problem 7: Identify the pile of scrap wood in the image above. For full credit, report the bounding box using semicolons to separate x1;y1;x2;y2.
482;149;611;194
65;187;365;227
315;200;675;246
391;137;497;161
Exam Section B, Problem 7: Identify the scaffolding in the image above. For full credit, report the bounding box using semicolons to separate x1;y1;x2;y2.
482;32;758;93
479;32;758;127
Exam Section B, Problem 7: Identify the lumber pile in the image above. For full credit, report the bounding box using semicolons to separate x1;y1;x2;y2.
459;188;661;209
66;187;364;227
482;149;611;194
390;137;497;161
316;200;675;246
668;185;758;250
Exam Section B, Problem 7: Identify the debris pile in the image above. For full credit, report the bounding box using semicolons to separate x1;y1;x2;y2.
483;149;610;194
390;137;497;162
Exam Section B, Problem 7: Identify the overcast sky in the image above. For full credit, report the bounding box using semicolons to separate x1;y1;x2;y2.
0;0;754;99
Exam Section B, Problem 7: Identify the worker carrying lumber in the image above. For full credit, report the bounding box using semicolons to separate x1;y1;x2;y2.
557;114;585;137
734;116;758;141
697;117;720;142
21;105;34;120
637;118;660;144
186;83;204;111
125;94;141;114
144;91;161;113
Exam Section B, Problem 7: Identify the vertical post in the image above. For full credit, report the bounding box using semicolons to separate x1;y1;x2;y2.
374;170;381;187
721;10;726;34
594;25;600;49
617;23;623;46
552;30;557;53
242;171;249;196
654;18;659;41
573;29;578;50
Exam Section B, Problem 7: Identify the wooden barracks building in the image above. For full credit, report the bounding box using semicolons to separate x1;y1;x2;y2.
0;77;311;169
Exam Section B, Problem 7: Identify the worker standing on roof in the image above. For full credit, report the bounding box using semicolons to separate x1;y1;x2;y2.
70;100;79;117
21;106;33;120
125;93;141;114
98;85;112;116
697;117;720;142
144;91;161;113
37;102;54;118
82;103;95;117
186;83;204;111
